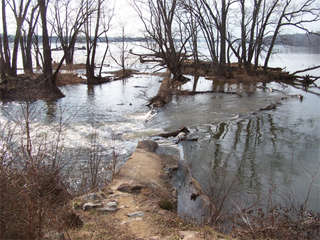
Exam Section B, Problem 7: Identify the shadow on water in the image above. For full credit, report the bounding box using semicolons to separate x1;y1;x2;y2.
45;100;58;121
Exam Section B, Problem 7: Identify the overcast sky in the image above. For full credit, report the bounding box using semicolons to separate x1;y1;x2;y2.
110;0;144;37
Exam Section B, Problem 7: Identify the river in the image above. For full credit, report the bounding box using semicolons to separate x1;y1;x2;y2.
1;44;320;221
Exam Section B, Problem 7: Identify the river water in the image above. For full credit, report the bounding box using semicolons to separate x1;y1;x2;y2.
1;44;320;220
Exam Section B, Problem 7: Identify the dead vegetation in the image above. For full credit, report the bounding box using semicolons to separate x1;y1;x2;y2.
0;74;65;101
0;102;122;239
182;60;320;84
0;102;76;239
109;69;139;80
55;73;86;86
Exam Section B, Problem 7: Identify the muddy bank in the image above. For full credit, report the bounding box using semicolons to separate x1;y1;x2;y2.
0;74;65;101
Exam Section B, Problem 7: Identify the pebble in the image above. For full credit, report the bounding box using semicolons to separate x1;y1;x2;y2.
99;207;118;212
107;201;118;208
127;211;144;218
83;202;102;211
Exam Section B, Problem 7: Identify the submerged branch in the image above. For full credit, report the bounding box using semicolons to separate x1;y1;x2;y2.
292;65;320;76
153;126;189;138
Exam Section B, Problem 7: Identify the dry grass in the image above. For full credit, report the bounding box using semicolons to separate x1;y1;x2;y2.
55;73;86;86
52;63;87;71
0;101;121;239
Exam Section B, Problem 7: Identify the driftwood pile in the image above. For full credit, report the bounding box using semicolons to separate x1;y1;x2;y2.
259;65;320;84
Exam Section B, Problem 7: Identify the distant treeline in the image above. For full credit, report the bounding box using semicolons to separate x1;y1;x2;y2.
0;34;146;44
2;33;319;47
265;33;320;47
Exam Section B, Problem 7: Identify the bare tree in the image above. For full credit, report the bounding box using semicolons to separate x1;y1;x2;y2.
130;0;192;80
263;0;320;71
0;0;32;77
38;0;64;96
21;3;39;74
50;0;94;65
110;20;134;77
1;0;11;79
84;0;113;82
184;0;236;75
185;0;319;76
229;0;320;73
38;0;51;79
188;2;200;69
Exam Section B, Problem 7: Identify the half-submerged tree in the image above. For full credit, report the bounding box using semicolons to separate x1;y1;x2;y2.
130;0;193;80
0;0;33;77
185;0;234;76
184;0;320;76
50;0;94;66
22;3;40;74
84;0;114;83
38;0;64;96
110;20;136;79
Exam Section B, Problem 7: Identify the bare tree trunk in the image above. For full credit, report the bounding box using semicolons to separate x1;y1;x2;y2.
33;34;43;70
87;0;101;80
38;0;53;81
240;0;246;70
246;0;262;72
25;6;39;74
86;0;102;81
1;0;11;77
10;0;33;77
11;21;22;76
19;34;27;73
220;0;226;74
263;1;289;72
38;0;64;98
0;36;6;80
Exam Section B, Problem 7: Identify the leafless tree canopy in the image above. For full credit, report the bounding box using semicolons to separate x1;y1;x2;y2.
129;0;193;80
0;0;319;85
124;0;319;77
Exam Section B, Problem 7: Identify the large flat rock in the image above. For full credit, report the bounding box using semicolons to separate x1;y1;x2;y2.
110;140;166;191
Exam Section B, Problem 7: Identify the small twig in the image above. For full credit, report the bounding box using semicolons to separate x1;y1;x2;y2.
228;196;253;231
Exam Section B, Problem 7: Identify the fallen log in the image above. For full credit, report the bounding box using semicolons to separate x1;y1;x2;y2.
259;103;278;111
173;90;238;95
269;65;320;84
258;97;287;111
154;126;189;138
175;137;198;144
129;50;164;64
148;69;172;107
